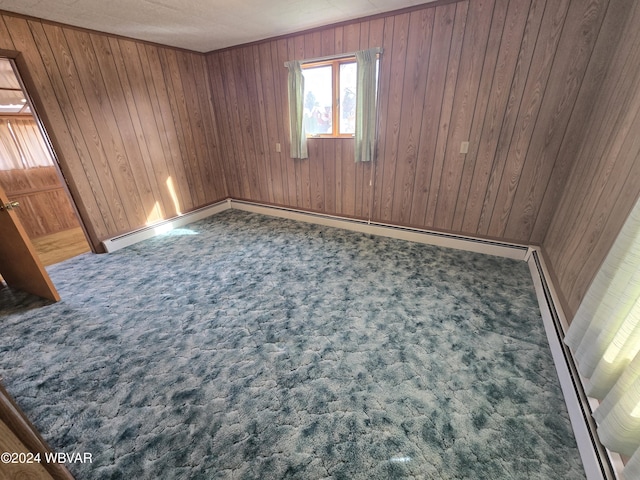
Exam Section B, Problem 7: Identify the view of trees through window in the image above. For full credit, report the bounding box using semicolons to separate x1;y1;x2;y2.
302;58;357;137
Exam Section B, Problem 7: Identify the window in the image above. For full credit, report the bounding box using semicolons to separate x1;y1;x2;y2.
302;57;357;137
286;48;382;161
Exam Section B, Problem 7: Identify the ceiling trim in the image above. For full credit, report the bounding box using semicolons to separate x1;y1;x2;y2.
206;0;460;54
1;0;461;56
0;8;204;55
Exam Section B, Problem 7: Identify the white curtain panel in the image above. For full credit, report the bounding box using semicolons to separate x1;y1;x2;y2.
565;195;640;478
284;60;308;159
354;48;380;163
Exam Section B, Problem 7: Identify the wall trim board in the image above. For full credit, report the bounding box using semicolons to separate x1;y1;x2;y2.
100;198;614;479
527;249;621;480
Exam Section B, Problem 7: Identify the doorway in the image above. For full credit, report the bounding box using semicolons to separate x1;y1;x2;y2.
0;57;90;266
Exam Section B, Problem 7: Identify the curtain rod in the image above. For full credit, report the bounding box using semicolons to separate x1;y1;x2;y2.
284;47;383;67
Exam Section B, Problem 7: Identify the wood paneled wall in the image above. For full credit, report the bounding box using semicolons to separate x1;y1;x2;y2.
0;167;79;238
542;0;640;319
0;0;634;320
205;0;615;244
0;12;228;251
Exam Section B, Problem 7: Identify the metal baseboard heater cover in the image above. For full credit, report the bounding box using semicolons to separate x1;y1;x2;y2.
101;200;230;253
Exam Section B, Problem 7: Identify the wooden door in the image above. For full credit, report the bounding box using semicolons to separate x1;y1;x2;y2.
0;183;59;301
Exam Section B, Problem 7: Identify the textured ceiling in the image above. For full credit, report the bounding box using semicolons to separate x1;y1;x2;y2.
0;0;436;53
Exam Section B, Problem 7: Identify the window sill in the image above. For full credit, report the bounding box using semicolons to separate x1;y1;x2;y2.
306;135;354;140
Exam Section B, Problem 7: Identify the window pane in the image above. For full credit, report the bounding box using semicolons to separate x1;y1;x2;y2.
339;62;357;135
303;65;332;135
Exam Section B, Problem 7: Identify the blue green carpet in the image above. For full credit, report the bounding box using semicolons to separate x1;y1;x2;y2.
0;210;585;479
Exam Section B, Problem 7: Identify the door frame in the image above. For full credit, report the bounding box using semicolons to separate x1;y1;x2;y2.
0;382;75;479
0;48;97;254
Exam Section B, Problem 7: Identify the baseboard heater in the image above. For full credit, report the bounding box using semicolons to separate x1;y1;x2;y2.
100;198;615;479
102;198;530;259
101;200;230;252
229;199;531;260
527;250;620;480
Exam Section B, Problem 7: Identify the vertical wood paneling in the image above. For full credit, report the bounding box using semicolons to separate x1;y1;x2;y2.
434;0;495;231
373;13;408;222
184;52;219;200
160;48;204;207
529;0;625;244
543;0;640;318
140;43;192;212
89;33;155;224
205;0;617;248
207;51;243;199
452;0;508;232
424;1;468;227
532;2;629;249
306;31;325;212
409;2;456;227
475;0;546;236
111;38;169;217
253;44;275;205
116;38;176;217
225;48;250;201
460;0;533;233
193;52;226;198
13;18;108;245
65;28;147;228
262;41;280;204
505;0;609;241
0;11;227;250
486;0;572;238
390;9;434;225
0;16;16;50
225;50;247;198
240;46;267;203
